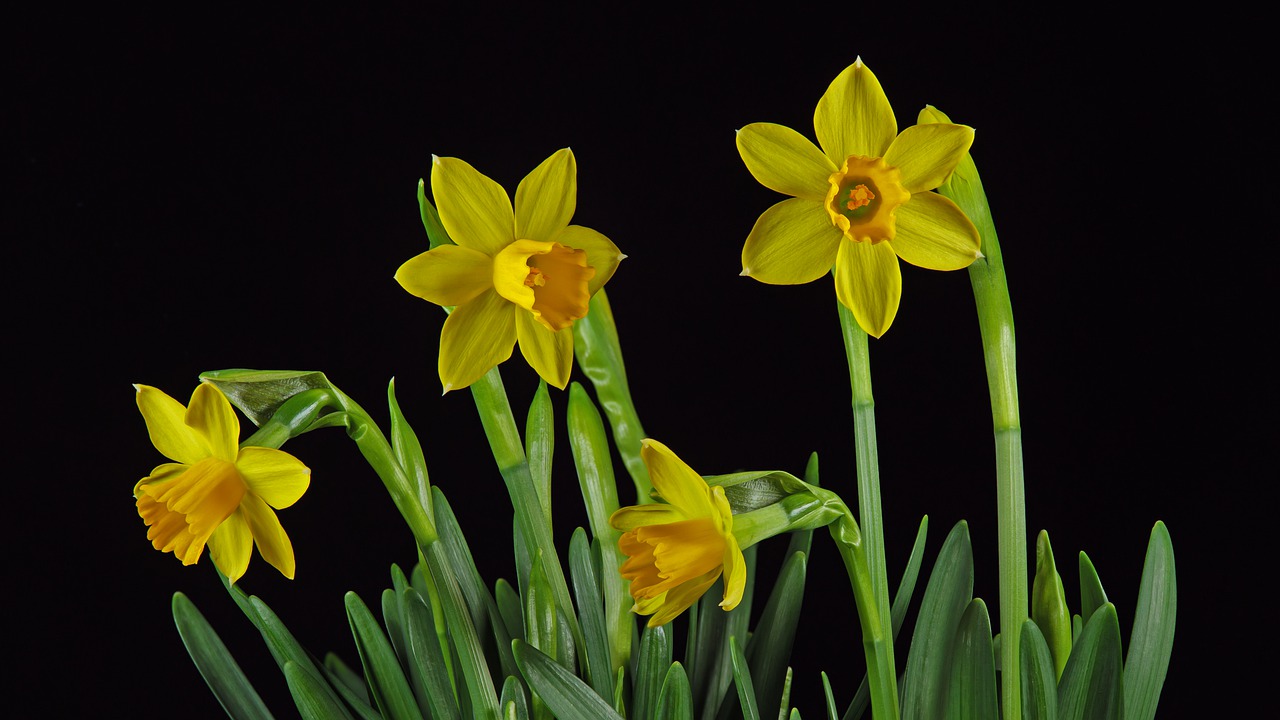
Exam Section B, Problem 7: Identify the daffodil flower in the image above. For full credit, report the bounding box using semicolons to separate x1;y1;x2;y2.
737;58;982;337
133;383;310;583
609;439;746;627
396;149;624;391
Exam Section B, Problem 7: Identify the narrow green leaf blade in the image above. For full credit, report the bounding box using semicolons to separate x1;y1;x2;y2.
500;675;531;720
172;592;275;720
945;598;998;720
512;640;625;720
568;528;614;698
1057;604;1123;720
1123;521;1176;720
1078;552;1109;627
655;662;695;720
525;380;554;526
285;660;355;720
635;623;673;720
1019;619;1059;720
403;587;464;720
900;520;974;720
745;551;807;715
345;591;424;720
729;636;762;720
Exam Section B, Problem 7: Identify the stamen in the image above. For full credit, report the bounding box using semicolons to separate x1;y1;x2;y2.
524;267;546;288
846;184;875;210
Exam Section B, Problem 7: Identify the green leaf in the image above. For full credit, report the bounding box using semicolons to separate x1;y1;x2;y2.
512;640;625;720
526;380;554;527
900;520;974;720
325;652;372;706
745;551;807;715
571;288;652;501
1032;530;1072;680
421;539;502;719
285;660;355;720
1020;619;1059;720
1057;604;1123;720
1078;552;1109;629
526;550;560;667
568;528;614;698
497;578;526;643
433;486;518;680
418;179;454;249
402;587;464;720
655;663;694;720
700;547;757;720
820;672;837;720
171;592;275;720
200;369;334;427
945;599;998;720
345;591;424;720
501;675;531;720
729;637;761;720
635;623;673;720
1123;521;1176;720
389;379;433;518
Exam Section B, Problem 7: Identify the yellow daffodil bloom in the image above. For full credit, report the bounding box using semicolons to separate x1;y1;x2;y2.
396;149;624;391
737;58;982;337
609;439;746;627
133;383;310;583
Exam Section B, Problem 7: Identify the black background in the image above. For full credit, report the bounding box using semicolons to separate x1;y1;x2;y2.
11;5;1267;717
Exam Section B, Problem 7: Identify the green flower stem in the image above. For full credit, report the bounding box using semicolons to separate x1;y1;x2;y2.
469;367;585;658
837;302;897;707
936;139;1026;720
830;514;899;720
572;289;653;503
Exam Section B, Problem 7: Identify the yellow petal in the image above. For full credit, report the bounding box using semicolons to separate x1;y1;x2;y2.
891;193;982;271
185;384;240;462
516;310;574;390
135;384;208;465
553;225;623;296
917;104;953;125
719;534;747;611
835;240;901;338
640;439;714;518
207;508;252;583
431;156;515;256
438;288;517;392
647;569;722;627
134;462;187;495
241;492;296;579
141;457;246;540
395;245;494;307
814;59;897;163
515;148;576;242
883;123;974;193
741;198;842;284
736;123;834;202
235;446;311;509
610;503;689;532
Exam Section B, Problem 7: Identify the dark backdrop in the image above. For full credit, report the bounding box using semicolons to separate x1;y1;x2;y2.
11;6;1265;717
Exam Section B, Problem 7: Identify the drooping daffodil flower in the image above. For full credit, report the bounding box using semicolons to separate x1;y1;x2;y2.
133;383;310;583
737;58;982;337
609;439;746;627
396;149;624;391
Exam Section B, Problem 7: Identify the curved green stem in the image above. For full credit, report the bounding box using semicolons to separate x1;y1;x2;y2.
837;305;898;720
937;137;1026;720
831;514;899;720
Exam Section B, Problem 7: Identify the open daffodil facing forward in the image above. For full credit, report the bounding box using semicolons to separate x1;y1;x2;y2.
396;148;624;391
133;383;310;583
737;58;982;337
611;439;848;627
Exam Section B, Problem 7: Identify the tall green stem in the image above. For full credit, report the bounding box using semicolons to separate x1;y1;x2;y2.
838;304;898;719
934;115;1026;720
831;514;899;720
